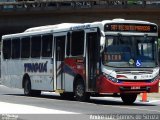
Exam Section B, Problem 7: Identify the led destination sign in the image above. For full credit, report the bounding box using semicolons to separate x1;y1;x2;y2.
104;23;157;33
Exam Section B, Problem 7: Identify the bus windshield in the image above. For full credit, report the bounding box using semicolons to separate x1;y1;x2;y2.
102;35;157;68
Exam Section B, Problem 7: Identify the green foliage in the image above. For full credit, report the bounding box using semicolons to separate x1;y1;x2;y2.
158;38;160;49
127;0;139;4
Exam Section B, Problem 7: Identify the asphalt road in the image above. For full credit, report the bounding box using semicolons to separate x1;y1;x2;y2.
0;85;160;120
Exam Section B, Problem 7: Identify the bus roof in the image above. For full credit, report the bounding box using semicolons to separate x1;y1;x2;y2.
2;19;157;39
24;23;82;32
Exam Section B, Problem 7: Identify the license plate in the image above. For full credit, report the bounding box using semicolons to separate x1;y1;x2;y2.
131;86;140;90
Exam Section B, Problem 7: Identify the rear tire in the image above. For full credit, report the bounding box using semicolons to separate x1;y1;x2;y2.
120;93;137;105
24;79;32;96
24;78;41;96
74;80;90;102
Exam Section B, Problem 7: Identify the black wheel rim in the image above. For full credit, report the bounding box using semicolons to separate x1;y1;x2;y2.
76;84;84;97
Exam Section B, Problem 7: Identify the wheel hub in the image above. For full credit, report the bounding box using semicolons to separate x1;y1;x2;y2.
76;85;84;97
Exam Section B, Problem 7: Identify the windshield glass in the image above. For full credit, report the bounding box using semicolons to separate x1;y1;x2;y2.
102;35;157;68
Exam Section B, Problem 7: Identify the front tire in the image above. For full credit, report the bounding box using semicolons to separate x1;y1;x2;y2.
120;93;137;105
74;80;90;102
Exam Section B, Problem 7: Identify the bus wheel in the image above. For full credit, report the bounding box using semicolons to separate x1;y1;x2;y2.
24;79;32;96
24;79;41;96
74;80;90;102
120;93;137;105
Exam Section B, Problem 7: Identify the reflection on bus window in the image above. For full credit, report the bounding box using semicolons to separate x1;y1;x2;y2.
71;30;84;56
3;39;11;59
42;34;53;57
21;37;30;58
12;38;20;59
31;36;41;58
103;36;157;68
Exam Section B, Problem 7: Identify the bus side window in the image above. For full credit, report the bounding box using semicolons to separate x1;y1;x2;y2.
42;34;53;57
31;35;41;58
21;37;30;58
3;39;11;59
71;30;84;56
12;38;20;59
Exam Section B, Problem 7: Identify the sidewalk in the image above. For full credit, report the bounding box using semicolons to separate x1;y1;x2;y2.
148;93;160;99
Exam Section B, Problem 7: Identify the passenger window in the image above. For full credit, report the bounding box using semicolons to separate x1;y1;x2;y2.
42;34;53;57
71;31;84;56
21;37;30;58
3;39;11;59
31;36;41;58
55;36;65;61
12;38;20;59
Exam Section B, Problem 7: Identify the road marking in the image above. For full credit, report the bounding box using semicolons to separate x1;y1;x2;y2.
0;101;78;114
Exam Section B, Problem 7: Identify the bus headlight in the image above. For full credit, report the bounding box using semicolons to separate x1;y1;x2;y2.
104;73;119;83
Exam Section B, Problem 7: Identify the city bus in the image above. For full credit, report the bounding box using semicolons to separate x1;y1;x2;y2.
1;19;159;104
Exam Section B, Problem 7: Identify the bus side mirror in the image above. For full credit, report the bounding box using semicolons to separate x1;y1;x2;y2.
100;31;105;53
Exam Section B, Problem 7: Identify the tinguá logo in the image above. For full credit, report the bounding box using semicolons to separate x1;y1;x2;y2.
24;61;48;73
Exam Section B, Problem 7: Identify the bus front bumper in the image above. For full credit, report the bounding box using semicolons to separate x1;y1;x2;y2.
96;75;159;94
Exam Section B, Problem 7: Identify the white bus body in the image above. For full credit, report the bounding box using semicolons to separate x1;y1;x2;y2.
1;19;159;104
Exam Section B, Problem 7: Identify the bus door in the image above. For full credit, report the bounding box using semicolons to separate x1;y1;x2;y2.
85;28;100;92
53;33;66;91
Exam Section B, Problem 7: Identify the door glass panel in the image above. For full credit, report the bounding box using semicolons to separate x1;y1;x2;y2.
55;35;66;90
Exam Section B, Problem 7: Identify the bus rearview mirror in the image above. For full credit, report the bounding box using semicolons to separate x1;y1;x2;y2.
100;31;105;53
